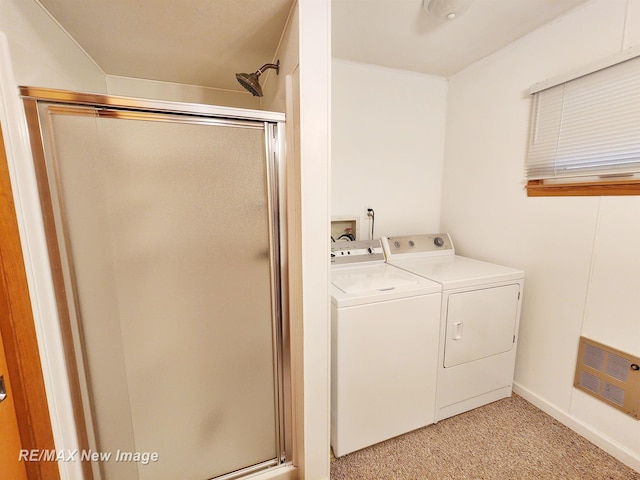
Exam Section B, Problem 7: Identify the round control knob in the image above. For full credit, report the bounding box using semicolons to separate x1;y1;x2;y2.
408;240;415;247
393;241;401;248
434;236;445;247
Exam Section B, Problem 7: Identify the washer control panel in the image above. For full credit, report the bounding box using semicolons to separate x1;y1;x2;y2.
382;233;455;258
331;239;385;265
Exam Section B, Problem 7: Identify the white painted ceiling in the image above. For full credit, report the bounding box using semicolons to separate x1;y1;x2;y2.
333;0;590;77
37;0;590;94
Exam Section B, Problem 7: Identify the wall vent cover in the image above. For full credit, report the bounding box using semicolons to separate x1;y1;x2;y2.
574;336;639;419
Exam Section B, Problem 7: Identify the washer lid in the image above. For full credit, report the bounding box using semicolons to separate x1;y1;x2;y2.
332;263;436;294
331;263;441;307
389;255;524;290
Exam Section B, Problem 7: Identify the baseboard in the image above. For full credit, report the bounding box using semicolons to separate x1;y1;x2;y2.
513;382;640;473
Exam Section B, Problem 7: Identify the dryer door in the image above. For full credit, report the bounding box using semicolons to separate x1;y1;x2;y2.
444;284;520;368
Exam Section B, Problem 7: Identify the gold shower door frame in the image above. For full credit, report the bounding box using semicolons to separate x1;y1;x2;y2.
21;87;290;480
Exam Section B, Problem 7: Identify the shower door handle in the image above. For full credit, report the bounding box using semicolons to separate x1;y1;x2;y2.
0;375;7;403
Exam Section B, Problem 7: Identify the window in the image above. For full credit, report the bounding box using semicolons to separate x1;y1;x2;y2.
526;53;640;196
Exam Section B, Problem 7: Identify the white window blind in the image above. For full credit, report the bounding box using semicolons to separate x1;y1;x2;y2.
526;55;640;181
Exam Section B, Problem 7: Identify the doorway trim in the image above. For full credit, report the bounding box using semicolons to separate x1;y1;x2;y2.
0;121;59;480
0;32;80;480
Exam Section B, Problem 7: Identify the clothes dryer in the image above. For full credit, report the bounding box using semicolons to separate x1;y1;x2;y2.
382;234;525;422
331;239;441;457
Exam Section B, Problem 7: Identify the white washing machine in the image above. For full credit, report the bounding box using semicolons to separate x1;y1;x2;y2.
330;239;441;457
382;234;525;422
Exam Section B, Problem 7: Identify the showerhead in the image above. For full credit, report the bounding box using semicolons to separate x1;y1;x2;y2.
235;60;280;97
236;72;263;97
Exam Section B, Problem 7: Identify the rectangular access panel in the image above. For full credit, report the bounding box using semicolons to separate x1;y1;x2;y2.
574;336;640;420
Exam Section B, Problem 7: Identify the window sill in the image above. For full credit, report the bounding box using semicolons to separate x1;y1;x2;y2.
526;179;640;197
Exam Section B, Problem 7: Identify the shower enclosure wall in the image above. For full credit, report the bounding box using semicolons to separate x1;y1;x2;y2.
21;88;290;480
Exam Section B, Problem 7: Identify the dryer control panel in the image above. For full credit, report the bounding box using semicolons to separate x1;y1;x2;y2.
382;233;455;259
331;239;385;265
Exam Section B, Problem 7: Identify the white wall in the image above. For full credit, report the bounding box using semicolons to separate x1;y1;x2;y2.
441;0;640;470
0;0;104;91
298;1;331;478
332;60;447;238
105;74;260;109
261;1;298;113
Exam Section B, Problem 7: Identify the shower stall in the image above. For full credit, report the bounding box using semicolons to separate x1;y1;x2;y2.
21;88;290;480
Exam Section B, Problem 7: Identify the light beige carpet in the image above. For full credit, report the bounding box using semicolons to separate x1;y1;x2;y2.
330;394;640;480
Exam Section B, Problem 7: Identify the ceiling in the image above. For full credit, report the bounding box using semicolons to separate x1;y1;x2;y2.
37;0;590;94
332;0;590;77
37;0;295;92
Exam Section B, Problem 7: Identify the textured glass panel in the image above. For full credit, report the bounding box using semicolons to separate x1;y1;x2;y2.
49;111;276;480
47;112;138;480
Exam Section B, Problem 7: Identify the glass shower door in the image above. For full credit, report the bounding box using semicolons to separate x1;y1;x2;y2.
35;104;283;480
